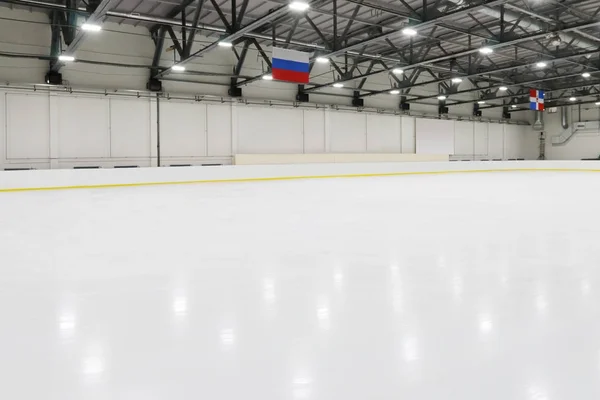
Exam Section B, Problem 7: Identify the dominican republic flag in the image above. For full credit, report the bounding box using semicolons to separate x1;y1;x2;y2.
271;47;309;84
530;89;545;111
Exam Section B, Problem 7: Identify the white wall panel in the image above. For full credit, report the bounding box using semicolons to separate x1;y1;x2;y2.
329;112;366;152
0;92;4;168
454;121;474;156
474;123;489;156
401;116;415;154
488;124;504;159
206;104;232;156
523;128;540;160
303;109;325;153
366;114;401;152
6;93;49;160
160;101;206;157
504;125;522;159
416;119;454;154
110;98;151;158
237;106;303;153
57;96;109;158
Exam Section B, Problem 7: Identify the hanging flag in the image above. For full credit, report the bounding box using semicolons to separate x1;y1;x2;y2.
271;47;310;84
530;89;545;111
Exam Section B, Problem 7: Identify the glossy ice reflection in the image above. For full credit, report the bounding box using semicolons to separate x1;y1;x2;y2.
2;172;600;399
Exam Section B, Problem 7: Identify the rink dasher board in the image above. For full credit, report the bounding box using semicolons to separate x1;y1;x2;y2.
1;162;600;193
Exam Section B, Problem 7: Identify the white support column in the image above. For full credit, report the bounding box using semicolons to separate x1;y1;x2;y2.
48;93;60;169
0;92;5;170
324;107;332;153
231;102;239;157
149;97;158;167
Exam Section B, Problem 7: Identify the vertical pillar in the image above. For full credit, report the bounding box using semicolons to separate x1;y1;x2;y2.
48;94;60;169
0;92;5;170
149;96;158;167
230;102;239;161
324;107;332;153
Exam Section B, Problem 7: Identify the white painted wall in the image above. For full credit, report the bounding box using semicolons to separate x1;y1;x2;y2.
544;105;600;160
0;88;536;170
416;118;536;160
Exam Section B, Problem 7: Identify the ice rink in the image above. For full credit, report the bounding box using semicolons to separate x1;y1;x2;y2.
1;171;600;400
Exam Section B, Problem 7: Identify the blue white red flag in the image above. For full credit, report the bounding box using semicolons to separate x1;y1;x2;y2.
530;89;544;111
271;47;310;84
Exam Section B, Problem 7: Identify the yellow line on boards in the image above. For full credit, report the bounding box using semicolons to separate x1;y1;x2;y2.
1;168;600;193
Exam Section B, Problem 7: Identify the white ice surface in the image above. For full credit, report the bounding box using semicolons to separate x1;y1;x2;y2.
1;172;600;400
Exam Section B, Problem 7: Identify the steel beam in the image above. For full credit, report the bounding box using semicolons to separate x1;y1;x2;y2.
306;19;600;93
151;27;167;78
316;0;507;60
184;0;205;57
50;0;121;72
149;0;197;34
155;4;291;78
231;40;250;86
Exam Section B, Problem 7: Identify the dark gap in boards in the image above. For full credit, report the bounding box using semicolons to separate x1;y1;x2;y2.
170;164;191;167
74;166;100;169
3;168;33;171
114;165;139;168
202;164;222;166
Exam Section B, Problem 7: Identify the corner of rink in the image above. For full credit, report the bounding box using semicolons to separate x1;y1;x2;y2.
1;158;600;192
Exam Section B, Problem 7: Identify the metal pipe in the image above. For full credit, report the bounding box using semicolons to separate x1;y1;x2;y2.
561;106;569;129
533;110;544;131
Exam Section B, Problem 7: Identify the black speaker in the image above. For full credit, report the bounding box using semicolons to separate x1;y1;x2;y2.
45;71;62;85
296;92;309;102
438;106;449;115
146;78;162;92
400;102;410;111
503;111;511;119
228;87;243;97
352;98;364;107
474;110;482;117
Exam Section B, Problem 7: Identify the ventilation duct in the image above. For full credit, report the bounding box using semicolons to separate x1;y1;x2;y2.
533;110;544;131
561;106;569;130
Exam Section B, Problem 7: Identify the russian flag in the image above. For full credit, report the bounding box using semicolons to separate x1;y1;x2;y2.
530;89;545;111
271;47;310;84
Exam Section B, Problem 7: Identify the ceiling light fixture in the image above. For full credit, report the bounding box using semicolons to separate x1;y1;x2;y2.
499;86;508;91
437;95;447;101
582;72;591;78
333;82;344;88
479;46;493;55
595;102;600;106
478;100;486;105
569;97;577;101
262;74;273;80
389;89;400;95
289;1;310;11
316;57;329;64
172;65;185;72
451;77;463;83
402;28;417;36
58;54;75;62
392;68;404;74
536;61;547;68
81;23;102;32
218;41;233;47
511;104;517;108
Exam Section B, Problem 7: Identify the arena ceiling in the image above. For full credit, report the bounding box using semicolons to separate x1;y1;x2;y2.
2;0;600;111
